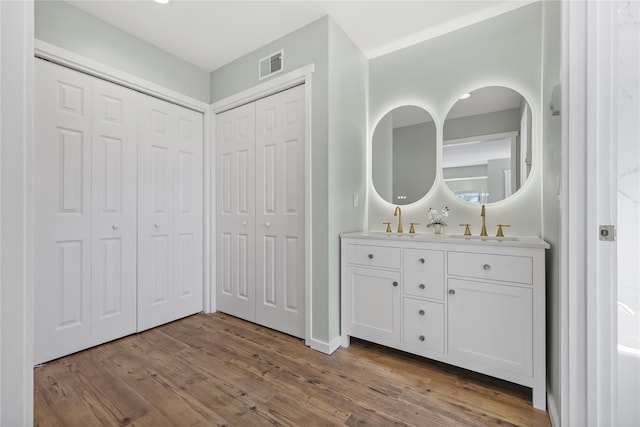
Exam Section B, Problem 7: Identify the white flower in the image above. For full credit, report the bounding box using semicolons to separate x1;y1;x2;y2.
427;207;450;226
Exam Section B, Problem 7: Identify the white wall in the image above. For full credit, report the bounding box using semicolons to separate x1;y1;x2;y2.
0;0;34;425
368;2;543;237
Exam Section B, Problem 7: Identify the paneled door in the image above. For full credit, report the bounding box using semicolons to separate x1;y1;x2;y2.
254;85;305;338
138;96;203;331
216;84;305;339
216;102;257;322
90;78;138;345
34;59;138;364
34;60;93;364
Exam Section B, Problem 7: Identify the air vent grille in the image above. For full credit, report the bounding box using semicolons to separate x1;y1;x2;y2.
259;50;283;80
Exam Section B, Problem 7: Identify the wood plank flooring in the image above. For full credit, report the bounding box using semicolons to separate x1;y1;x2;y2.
34;313;550;426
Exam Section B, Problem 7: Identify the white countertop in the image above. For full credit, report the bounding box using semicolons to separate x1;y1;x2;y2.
340;231;550;249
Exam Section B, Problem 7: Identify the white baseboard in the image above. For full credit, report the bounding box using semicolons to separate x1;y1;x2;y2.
309;336;342;355
547;389;560;427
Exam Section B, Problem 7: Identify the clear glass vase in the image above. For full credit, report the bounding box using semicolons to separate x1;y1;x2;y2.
432;224;444;234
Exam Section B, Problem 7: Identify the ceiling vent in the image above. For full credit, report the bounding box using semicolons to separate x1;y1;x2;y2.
259;50;283;80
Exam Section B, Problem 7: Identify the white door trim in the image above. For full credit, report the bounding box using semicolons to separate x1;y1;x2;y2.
34;39;214;313
562;1;588;425
210;63;315;346
562;1;619;426
1;1;34;424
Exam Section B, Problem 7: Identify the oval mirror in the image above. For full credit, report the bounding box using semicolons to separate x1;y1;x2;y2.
372;105;437;205
443;86;532;204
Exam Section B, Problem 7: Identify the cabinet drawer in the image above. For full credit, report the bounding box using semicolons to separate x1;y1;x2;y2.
404;249;444;274
403;298;444;353
448;252;532;284
404;272;444;300
346;244;401;269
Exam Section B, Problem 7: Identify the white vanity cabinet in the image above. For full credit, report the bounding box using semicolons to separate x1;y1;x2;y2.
340;232;549;409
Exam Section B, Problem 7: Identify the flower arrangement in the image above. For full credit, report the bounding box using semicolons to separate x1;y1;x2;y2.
427;207;450;227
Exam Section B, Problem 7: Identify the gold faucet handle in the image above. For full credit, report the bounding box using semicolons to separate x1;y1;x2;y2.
409;222;420;234
459;224;472;236
496;224;510;237
382;221;392;233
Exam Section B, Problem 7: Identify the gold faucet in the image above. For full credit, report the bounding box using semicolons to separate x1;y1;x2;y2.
480;204;488;237
394;206;403;233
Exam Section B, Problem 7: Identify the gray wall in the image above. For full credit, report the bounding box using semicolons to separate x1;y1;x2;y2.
368;2;543;237
210;16;367;345
541;0;562;423
443;108;521;141
372;114;393;201
393;122;437;204
35;1;210;102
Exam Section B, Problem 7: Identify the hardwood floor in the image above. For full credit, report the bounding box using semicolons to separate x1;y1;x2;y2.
34;313;550;426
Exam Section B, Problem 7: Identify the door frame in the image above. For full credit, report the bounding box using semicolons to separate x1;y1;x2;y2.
210;64;314;346
562;1;618;425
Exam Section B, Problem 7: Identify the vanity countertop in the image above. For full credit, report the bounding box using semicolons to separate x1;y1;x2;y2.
341;231;550;249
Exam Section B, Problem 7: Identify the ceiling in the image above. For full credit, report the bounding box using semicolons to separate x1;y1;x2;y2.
66;0;535;72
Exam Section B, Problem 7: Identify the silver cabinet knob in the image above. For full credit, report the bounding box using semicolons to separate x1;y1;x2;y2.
419;309;425;315
392;281;398;287
266;222;271;228
419;258;425;264
242;221;247;227
419;335;426;342
112;224;119;230
154;223;160;229
483;264;491;271
449;289;455;295
419;284;425;290
368;254;374;259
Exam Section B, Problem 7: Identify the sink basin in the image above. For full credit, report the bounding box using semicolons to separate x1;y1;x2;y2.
448;235;518;242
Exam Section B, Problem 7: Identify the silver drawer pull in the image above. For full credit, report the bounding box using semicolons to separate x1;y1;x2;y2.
392;281;398;287
419;258;425;264
419;335;426;342
112;224;119;230
483;264;491;271
449;289;455;295
368;254;374;259
419;284;425;290
419;309;425;315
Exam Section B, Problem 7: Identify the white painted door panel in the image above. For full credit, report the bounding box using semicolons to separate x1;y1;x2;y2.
138;97;203;331
91;78;138;345
254;85;305;338
34;60;93;364
448;278;533;376
173;107;203;318
138;96;176;331
216;102;256;322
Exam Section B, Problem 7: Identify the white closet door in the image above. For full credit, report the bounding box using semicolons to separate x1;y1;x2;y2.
34;59;93;364
216;102;256;322
173;107;203;318
91;79;138;344
138;96;176;331
255;84;305;338
138;97;203;331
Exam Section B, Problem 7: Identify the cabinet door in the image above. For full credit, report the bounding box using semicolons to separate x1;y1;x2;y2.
344;266;400;343
137;95;175;331
448;278;533;376
91;78;138;344
255;84;305;338
34;59;93;364
215;102;256;322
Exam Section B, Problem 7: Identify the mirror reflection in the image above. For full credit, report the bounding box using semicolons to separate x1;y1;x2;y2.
372;105;437;205
443;86;532;204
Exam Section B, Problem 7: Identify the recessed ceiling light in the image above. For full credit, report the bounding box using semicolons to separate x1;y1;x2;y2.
153;0;170;4
459;93;471;100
